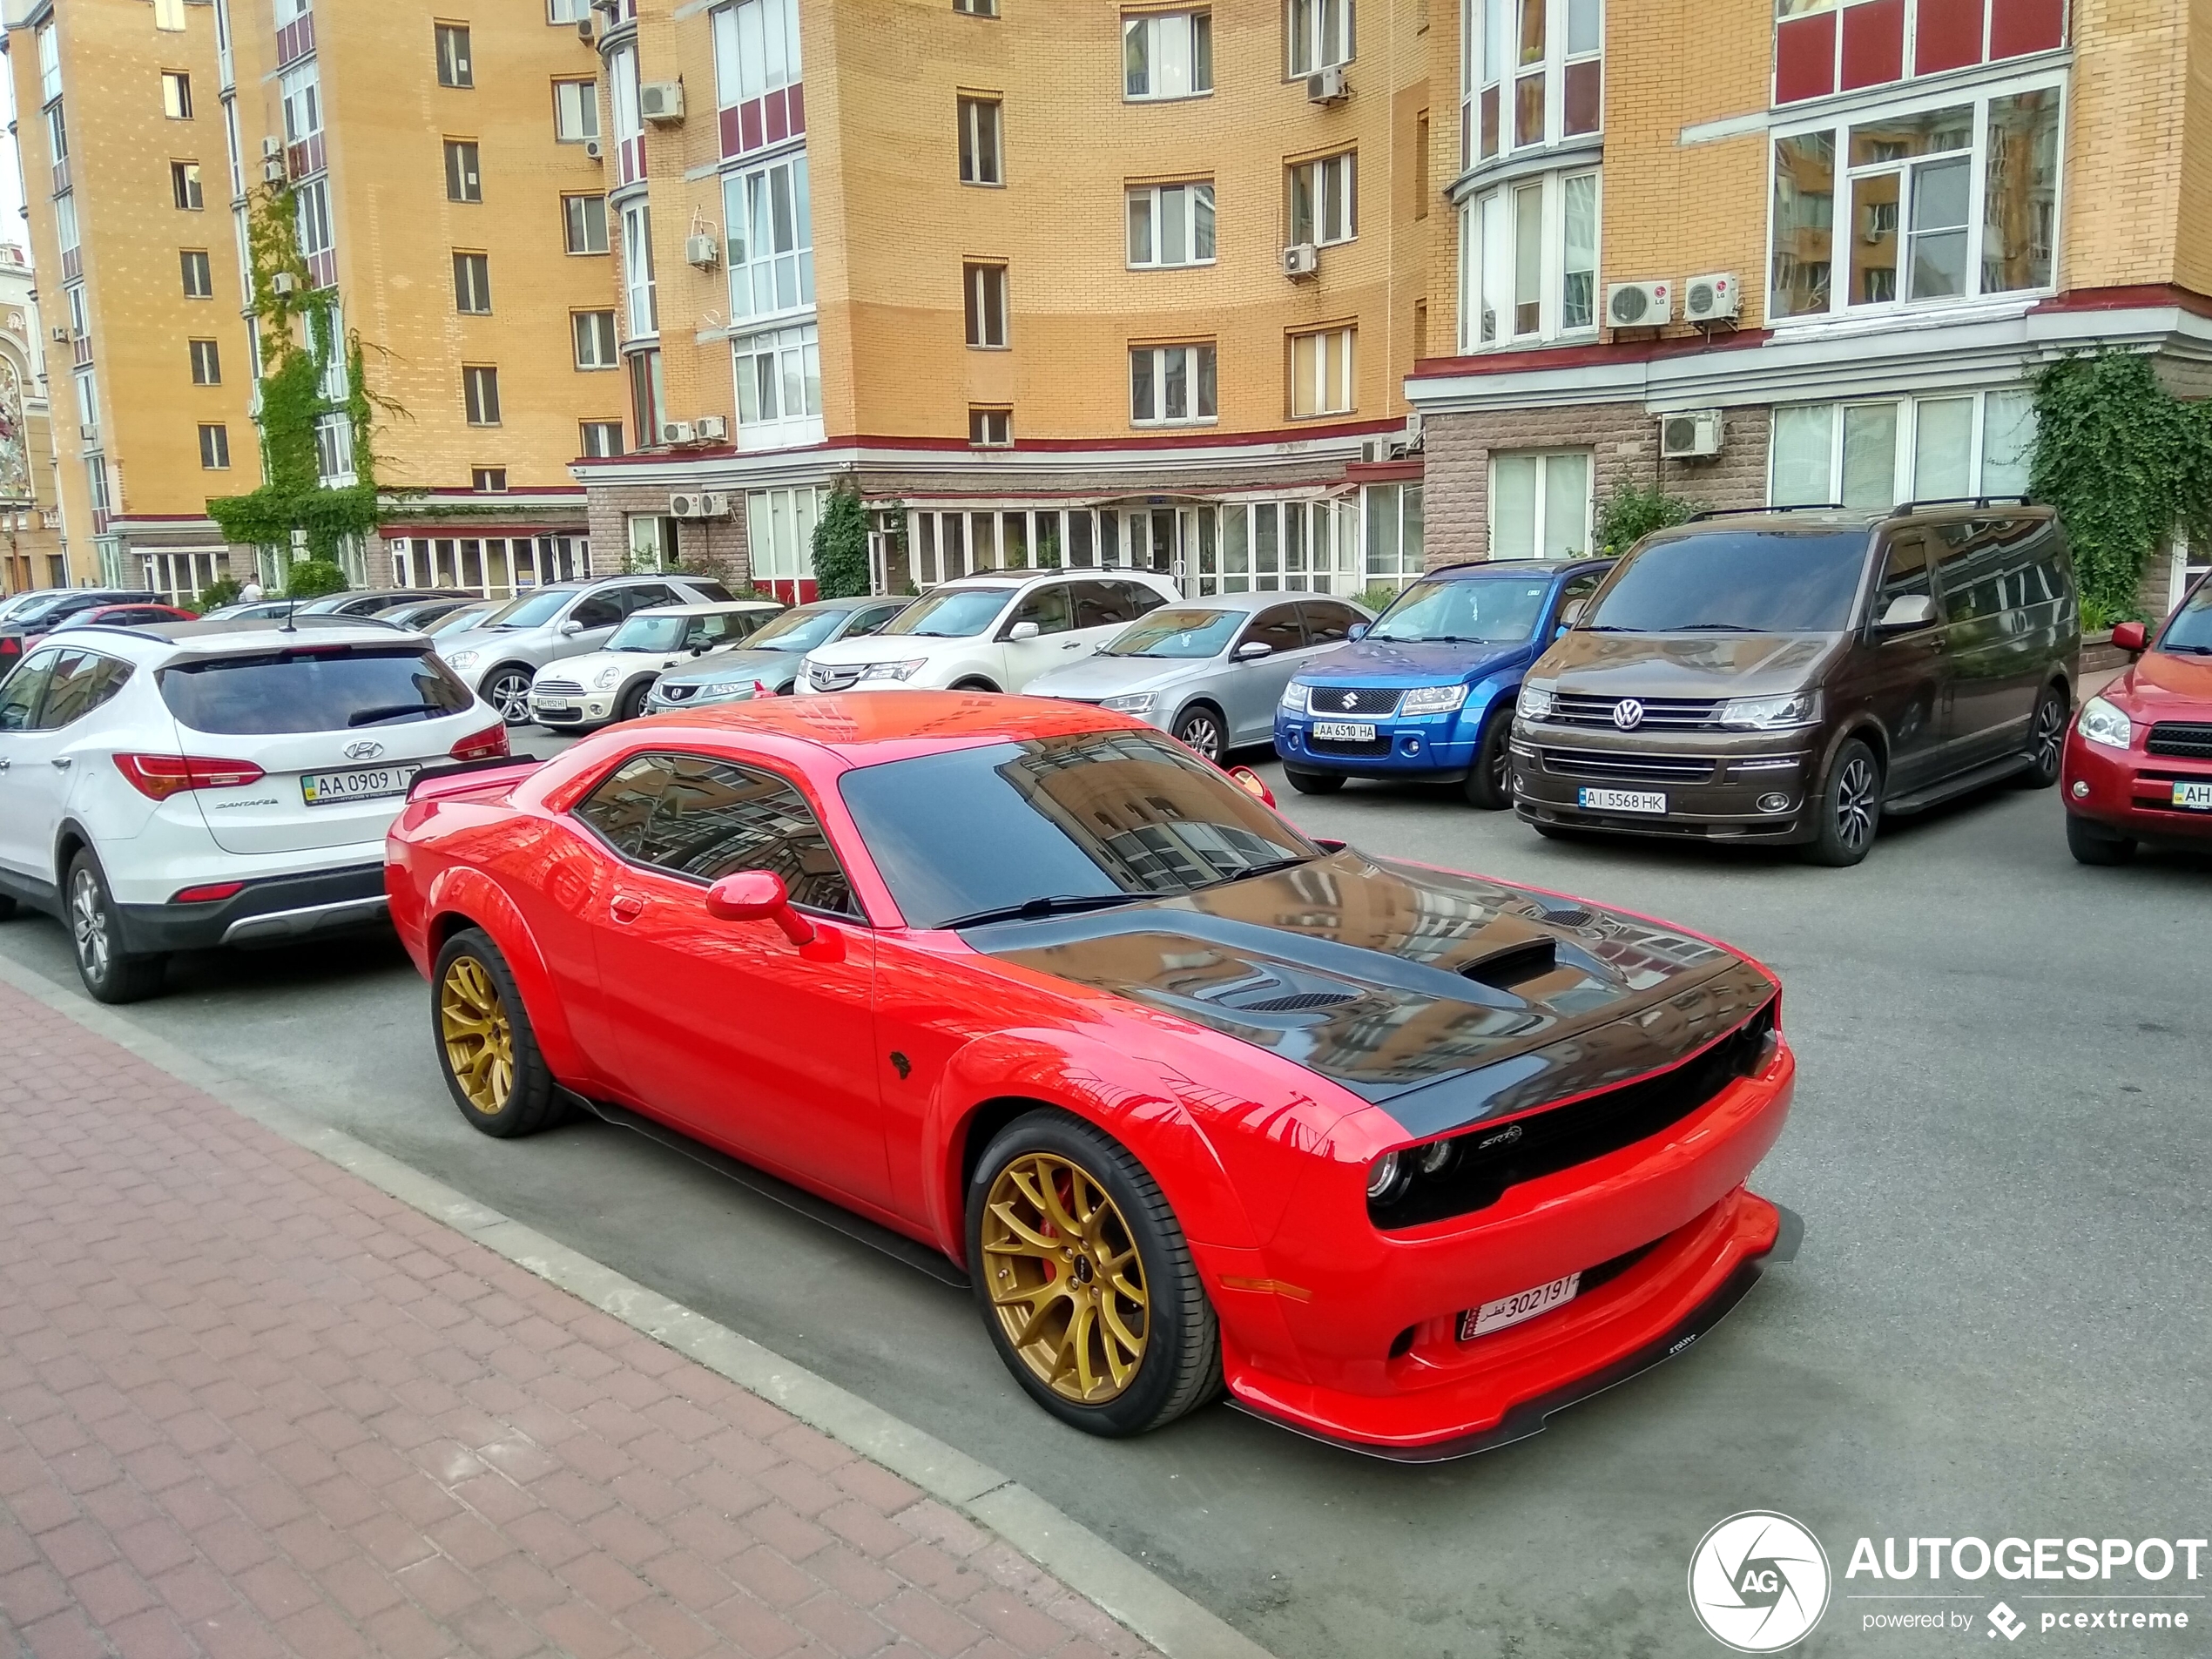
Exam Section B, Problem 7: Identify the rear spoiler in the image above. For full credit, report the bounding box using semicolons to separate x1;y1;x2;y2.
407;755;545;802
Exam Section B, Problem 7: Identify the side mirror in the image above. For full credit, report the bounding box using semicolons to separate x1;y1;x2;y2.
1876;593;1937;631
1346;623;1370;640
559;619;585;637
705;870;816;945
1234;640;1273;660
1224;765;1277;808
1559;597;1588;628
2112;620;2149;653
1006;620;1041;642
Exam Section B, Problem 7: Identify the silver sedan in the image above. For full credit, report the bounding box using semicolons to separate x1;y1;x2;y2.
1023;590;1372;761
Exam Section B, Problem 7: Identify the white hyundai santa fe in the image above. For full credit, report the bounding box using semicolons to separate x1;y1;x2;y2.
0;617;507;1003
795;570;1178;695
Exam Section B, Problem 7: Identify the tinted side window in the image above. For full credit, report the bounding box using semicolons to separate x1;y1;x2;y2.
569;594;624;629
574;754;674;857
1558;569;1607;617
1010;583;1076;636
1300;602;1363;644
640;755;858;917
1245;606;1306;654
844;604;903;639
618;583;683;614
0;649;60;731
37;651;131;730
686;579;737;603
1119;581;1169;618
1873;532;1938;624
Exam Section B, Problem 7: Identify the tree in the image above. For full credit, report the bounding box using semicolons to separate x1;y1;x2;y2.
811;479;872;599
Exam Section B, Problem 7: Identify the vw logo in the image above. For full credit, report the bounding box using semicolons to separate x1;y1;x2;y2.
1342;692;1359;710
342;739;386;761
1611;698;1645;731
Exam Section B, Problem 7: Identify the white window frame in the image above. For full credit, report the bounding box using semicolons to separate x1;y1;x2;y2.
1487;449;1592;559
1457;165;1599;349
56;194;79;256
732;321;823;447
958;96;1003;185
563;192;609;254
162;71;193;121
73;368;98;430
580;419;625;458
453;250;491;314
1286;0;1352;78
1289;326;1354;418
963;263;1008;348
547;0;593;22
1462;0;1603;165
1287;152;1356;246
552;78;600;143
463;364;501;427
314;411;355;482
712;0;803;110
446;139;482;203
280;64;320;145
295;176;332;258
1767;388;2039;512
622;202;657;338
199;422;230;469
435;23;473;89
1129;342;1217;427
1766;66;2065;326
573;309;618;368
38;24;61;105
189;337;222;385
746;486;822;582
723;155;814;324
968;407;1013;447
1124;11;1212;101
181;248;213;298
1360;482;1424;587
1126;181;1216;268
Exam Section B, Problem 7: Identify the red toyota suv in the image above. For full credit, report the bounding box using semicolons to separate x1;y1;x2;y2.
2061;571;2212;862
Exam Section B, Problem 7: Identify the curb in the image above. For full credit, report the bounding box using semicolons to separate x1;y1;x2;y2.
0;949;1278;1659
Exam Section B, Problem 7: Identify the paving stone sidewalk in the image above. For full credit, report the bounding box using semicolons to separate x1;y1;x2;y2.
0;980;1161;1659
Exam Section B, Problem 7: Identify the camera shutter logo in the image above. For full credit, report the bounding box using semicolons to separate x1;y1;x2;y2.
1612;698;1645;730
1687;1512;1831;1652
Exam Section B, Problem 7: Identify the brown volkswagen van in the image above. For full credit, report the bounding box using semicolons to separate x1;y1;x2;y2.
1509;503;2080;866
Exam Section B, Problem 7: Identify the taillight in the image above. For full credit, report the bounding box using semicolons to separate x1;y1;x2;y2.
448;724;509;762
171;881;245;905
0;637;19;658
113;752;268;800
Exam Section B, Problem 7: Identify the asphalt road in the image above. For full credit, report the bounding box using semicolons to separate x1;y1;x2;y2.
4;732;2206;1659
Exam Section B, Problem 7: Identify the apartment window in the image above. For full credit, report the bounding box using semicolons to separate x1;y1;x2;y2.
954;0;998;14
547;0;592;20
712;0;804;118
171;162;204;210
451;252;492;314
563;192;610;253
74;368;98;430
1130;342;1217;426
472;468;508;493
1125;11;1211;99
963;263;1008;347
1127;182;1215;267
1286;0;1353;76
969;407;1013;447
282;65;322;146
573;310;618;368
188;338;221;385
1364;483;1425;586
464;364;502;425
314;413;354;482
622;204;657;336
66;285;89;342
47;104;68;168
180;250;212;299
732;323;822;428
1770;77;2061;320
1770;389;2038;511
199;423;230;469
630;348;666;447
957;97;1003;185
723;155;814;322
154;0;185;30
57;196;79;260
162;71;193;120
1460;166;1597;347
581;420;625;458
37;23;60;105
444;140;482;203
1289;326;1354;418
436;24;474;89
1491;450;1590;558
553;78;600;142
1288;152;1356;246
1464;0;1602;165
295;177;334;263
1415;111;1430;215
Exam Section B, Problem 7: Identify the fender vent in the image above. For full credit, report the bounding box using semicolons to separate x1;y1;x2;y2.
1536;904;1594;928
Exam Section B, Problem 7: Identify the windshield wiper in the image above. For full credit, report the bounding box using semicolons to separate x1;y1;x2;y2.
347;703;444;726
1670;623;1759;632
2161;643;2212;655
1195;853;1316;890
937;894;1145;929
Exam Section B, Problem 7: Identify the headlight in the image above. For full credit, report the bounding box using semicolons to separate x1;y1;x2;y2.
593;665;624;691
1718;691;1821;729
1401;684;1468;716
694;681;754;703
446;649;480;671
1365;1152;1405;1202
859;658;929;681
1278;681;1309;713
2078;695;2133;749
1517;680;1555;720
1099;692;1155;714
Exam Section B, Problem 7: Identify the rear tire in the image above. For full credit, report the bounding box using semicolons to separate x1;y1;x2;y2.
967;1110;1220;1438
1801;738;1883;867
433;928;561;1136
1172;704;1226;763
482;666;535;726
2019;683;2067;787
1463;706;1515;810
65;850;166;1004
1283;765;1345;795
2066;813;2136;866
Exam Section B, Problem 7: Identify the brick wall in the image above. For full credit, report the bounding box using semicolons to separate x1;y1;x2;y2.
584;480;750;586
1422;402;1773;563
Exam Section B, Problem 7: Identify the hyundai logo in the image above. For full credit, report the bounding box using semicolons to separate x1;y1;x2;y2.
1611;698;1645;730
342;739;386;760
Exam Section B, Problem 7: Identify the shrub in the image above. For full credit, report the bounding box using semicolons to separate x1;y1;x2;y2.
811;479;872;599
281;557;347;598
1595;484;1700;556
190;575;242;615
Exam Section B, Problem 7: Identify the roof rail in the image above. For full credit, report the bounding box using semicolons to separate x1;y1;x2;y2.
1884;495;2034;514
1688;503;1851;521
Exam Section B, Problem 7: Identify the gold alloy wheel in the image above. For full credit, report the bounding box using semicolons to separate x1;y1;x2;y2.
439;954;516;1115
981;1153;1150;1403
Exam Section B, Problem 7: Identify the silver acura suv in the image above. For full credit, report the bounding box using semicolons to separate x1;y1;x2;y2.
434;574;735;724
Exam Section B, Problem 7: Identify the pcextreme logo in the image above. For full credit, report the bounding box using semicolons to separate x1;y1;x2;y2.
1689;1511;1832;1652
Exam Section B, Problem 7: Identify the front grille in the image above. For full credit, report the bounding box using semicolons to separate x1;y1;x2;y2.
1551;693;1724;730
1311;734;1394;758
810;663;862;691
656;683;698;703
2147;721;2212;759
1306;685;1403;717
533;678;584;697
1541;746;1718;784
1370;997;1777;1231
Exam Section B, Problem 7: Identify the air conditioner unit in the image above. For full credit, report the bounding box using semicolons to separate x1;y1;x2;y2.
639;81;685;122
576;16;594;41
669;491;704;517
1282;242;1318;279
1359;438;1394;464
270;270;298;295
1660;409;1724;460
583;138;604;161
78;422;98;443
660;419;696;446
1682;273;1740;323
698;491;730;517
49;326;68;343
261;136;283;159
263;155;287;183
694;414;727;442
1606;280;1672;328
685;233;719;268
1306;64;1348;104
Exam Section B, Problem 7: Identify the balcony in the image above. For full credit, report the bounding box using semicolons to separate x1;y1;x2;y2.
60;246;81;280
307;247;337;289
71;334;91;368
50;155;67;195
617;135;646;187
286;132;326;180
720;82;804;160
276;9;314;69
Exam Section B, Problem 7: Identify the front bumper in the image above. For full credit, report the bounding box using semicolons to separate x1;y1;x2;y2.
116;862;390;954
1275;706;1482;779
529;690;617;728
1511;722;1817;842
2062;732;2212;842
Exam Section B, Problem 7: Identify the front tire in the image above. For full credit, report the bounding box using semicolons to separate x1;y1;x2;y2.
967;1111;1220;1438
1283;765;1345;795
482;666;536;726
616;679;651;722
1173;705;1226;763
1802;738;1883;867
949;677;1001;694
66;850;166;1004
2020;684;2067;787
1463;706;1515;810
433;929;561;1136
2066;813;2136;866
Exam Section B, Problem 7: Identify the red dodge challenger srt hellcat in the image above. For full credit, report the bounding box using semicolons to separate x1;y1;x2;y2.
385;691;1799;1460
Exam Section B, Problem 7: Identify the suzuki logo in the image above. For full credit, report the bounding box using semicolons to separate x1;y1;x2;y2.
1611;698;1645;730
341;739;385;760
1342;692;1359;710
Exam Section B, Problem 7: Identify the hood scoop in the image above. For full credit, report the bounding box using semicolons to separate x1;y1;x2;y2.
1238;989;1359;1013
1459;936;1557;992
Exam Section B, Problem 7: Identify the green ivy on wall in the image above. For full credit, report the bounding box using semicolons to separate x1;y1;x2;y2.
2029;349;2212;628
206;184;395;578
810;477;872;598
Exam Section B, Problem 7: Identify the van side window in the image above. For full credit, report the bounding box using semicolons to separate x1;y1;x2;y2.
1874;532;1937;623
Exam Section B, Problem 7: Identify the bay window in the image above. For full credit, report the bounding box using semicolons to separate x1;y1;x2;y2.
1769;75;2060;320
1490;451;1590;559
1463;0;1602;167
622;202;656;337
712;0;804;159
1125;11;1211;100
1130;342;1217;426
1128;181;1215;267
723;153;813;322
732;322;823;444
1459;167;1596;348
629;347;665;448
1770;388;2038;510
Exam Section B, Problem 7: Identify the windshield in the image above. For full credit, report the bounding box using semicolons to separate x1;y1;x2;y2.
1584;531;1870;634
839;729;1318;929
880;587;1011;638
1102;609;1240;658
2162;580;2212;653
477;588;577;630
1372;577;1552;644
740;607;848;652
158;646;475;733
8;592;78;624
608;614;693;651
423;604;496;636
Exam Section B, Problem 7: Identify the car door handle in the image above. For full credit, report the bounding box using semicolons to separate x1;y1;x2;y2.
610;893;645;922
50;756;71;770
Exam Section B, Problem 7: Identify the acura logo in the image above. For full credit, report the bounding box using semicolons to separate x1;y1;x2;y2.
342;739;386;760
1611;698;1645;731
1342;692;1359;710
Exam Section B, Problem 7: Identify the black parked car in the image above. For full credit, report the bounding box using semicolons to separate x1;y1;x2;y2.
0;589;161;669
